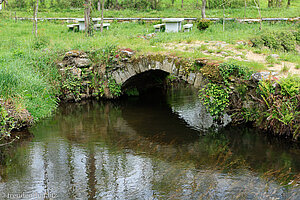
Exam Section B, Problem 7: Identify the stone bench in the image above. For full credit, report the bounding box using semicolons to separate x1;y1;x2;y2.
153;24;165;32
183;24;193;32
67;24;79;31
94;23;110;30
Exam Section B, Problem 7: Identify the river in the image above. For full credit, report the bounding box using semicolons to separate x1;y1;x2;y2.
0;86;299;199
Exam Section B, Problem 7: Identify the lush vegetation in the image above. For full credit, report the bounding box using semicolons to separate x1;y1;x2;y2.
257;76;299;139
1;0;299;18
251;29;300;52
0;0;299;140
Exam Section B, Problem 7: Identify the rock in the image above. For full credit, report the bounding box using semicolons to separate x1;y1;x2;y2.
74;58;91;68
64;50;88;58
251;72;278;82
221;52;229;56
120;48;135;57
68;67;81;78
270;54;279;58
236;41;246;45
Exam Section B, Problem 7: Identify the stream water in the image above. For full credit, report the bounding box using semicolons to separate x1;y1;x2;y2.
0;87;299;199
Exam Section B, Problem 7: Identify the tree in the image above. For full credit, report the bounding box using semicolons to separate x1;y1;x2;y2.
100;0;104;32
201;0;206;18
171;0;175;6
84;0;93;36
181;0;183;8
287;0;291;8
97;0;100;11
0;0;7;10
254;0;262;30
33;0;39;37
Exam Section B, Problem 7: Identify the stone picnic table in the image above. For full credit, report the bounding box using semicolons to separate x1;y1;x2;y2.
162;18;185;33
75;18;110;31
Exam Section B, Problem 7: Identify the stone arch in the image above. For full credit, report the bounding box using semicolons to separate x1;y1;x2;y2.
110;56;204;89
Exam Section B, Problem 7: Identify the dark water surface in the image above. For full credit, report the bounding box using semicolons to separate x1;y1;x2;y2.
0;87;300;199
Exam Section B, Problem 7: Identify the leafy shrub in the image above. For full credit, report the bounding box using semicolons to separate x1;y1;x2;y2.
279;76;300;97
199;83;229;118
218;63;253;85
32;37;50;50
278;31;296;52
108;78;122;97
251;30;296;52
207;0;254;8
295;32;300;45
196;19;212;31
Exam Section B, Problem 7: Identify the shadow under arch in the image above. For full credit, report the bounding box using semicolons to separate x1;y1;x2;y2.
121;69;171;94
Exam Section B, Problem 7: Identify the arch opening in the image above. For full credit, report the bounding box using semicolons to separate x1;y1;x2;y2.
121;69;170;96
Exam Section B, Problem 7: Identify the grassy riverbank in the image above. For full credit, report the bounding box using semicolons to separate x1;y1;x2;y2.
0;17;299;139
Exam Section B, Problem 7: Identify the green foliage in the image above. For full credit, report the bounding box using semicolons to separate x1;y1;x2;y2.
0;52;59;121
199;83;229;118
251;31;297;52
266;55;279;64
62;70;82;101
91;44;118;69
32;37;50;50
196;19;212;31
206;0;255;8
241;107;259;122
278;76;300;98
293;28;300;45
218;63;253;85
0;104;9;137
108;78;122;97
257;78;299;139
257;80;275;108
125;88;139;96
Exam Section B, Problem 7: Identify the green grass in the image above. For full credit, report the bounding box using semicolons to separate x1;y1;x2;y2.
0;18;297;121
1;0;299;19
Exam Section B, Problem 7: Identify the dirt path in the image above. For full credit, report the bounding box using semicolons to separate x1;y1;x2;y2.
163;41;299;78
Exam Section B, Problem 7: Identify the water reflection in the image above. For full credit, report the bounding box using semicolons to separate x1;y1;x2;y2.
0;88;299;199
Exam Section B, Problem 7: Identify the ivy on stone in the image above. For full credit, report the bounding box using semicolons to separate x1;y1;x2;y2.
199;83;230;118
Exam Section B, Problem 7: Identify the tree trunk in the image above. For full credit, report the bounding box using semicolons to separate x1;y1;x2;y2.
181;0;183;8
278;0;282;7
268;0;273;7
222;1;225;32
115;0;119;9
254;0;262;30
98;0;101;11
171;0;175;6
34;0;39;37
244;0;247;20
287;0;291;8
100;0;104;32
201;0;206;18
84;0;93;36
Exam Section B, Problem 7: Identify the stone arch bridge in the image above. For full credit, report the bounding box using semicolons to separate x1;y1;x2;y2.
110;55;207;90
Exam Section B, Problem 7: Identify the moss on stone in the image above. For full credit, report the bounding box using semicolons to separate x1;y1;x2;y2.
200;65;223;83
